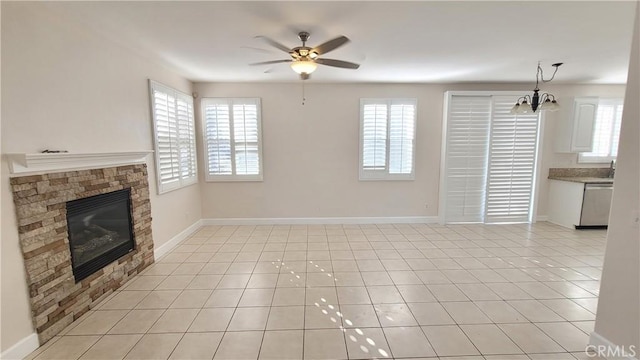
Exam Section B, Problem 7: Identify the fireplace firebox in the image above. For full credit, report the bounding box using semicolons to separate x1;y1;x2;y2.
66;188;135;282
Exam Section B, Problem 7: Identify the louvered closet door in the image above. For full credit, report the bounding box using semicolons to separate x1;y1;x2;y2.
444;96;491;223
485;96;540;223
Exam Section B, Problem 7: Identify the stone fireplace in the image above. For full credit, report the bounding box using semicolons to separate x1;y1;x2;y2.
8;154;155;345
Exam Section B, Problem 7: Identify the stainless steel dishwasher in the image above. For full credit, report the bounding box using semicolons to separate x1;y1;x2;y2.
577;183;614;229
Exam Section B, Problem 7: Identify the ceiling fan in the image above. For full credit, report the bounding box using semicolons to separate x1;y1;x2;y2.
250;31;360;80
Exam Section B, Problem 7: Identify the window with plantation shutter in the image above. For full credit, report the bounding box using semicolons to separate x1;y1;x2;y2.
441;92;541;224
203;98;263;181
149;80;197;194
360;99;416;180
579;99;623;163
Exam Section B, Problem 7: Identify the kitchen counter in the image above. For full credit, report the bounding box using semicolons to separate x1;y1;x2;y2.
548;176;614;184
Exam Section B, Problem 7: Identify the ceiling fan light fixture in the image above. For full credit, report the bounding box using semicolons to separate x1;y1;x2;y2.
290;59;317;75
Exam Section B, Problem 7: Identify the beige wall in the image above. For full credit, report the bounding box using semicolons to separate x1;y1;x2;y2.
195;82;446;219
0;3;201;352
194;82;624;220
594;2;639;352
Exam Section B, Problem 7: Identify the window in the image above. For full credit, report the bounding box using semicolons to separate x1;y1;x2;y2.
579;99;623;163
202;98;263;181
359;98;416;180
149;80;197;194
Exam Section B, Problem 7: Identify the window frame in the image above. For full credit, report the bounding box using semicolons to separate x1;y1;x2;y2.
148;80;198;195
578;98;624;164
359;98;417;181
202;97;264;182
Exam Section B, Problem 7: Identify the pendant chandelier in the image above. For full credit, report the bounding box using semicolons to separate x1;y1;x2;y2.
510;62;563;114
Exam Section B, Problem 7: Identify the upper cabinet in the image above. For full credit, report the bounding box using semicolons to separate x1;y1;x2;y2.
554;97;598;153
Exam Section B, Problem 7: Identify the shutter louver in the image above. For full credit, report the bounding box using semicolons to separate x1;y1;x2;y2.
150;81;198;194
444;96;491;223
485;96;540;223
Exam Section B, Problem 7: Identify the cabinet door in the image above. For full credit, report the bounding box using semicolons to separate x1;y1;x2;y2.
571;98;598;152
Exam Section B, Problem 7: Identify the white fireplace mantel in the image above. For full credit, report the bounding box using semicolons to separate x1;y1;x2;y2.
5;151;154;177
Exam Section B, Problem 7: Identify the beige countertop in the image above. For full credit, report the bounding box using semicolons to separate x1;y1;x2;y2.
548;176;614;184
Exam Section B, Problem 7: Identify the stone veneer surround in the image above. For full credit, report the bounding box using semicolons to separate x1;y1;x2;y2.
9;164;154;344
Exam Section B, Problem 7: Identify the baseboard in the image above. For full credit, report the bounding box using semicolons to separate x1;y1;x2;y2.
589;331;638;360
202;216;439;226
1;333;39;360
154;219;202;260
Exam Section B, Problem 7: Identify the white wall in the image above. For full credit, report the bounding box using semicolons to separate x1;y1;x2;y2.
593;2;639;353
0;3;201;353
194;82;624;221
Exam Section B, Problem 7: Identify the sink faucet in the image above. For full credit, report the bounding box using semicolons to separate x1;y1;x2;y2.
609;160;616;178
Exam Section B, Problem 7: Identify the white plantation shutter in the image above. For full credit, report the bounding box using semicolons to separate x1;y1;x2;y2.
362;104;388;171
444;95;491;223
149;81;197;194
233;103;260;175
579;99;623;163
360;99;416;180
485;96;540;223
204;102;233;175
389;104;415;174
203;98;263;181
176;97;197;183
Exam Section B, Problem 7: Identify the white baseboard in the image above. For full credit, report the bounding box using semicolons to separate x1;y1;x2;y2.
1;333;39;360
154;219;202;260
202;216;439;226
589;331;638;360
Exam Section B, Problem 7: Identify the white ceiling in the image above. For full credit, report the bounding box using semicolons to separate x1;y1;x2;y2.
41;1;636;84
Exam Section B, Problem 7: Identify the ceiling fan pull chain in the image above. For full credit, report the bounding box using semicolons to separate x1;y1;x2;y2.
302;81;306;105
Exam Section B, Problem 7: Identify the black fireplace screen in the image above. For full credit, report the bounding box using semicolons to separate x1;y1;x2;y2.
66;188;135;282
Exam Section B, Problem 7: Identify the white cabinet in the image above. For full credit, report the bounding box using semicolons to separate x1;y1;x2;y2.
554;97;598;153
548;180;584;228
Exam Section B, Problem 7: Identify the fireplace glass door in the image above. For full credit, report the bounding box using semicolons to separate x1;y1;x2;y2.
66;188;135;282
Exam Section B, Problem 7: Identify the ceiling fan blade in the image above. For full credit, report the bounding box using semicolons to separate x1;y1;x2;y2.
312;36;350;55
249;59;292;66
315;58;360;69
255;36;291;53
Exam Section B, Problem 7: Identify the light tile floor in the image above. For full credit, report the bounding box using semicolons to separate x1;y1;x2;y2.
27;222;608;360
